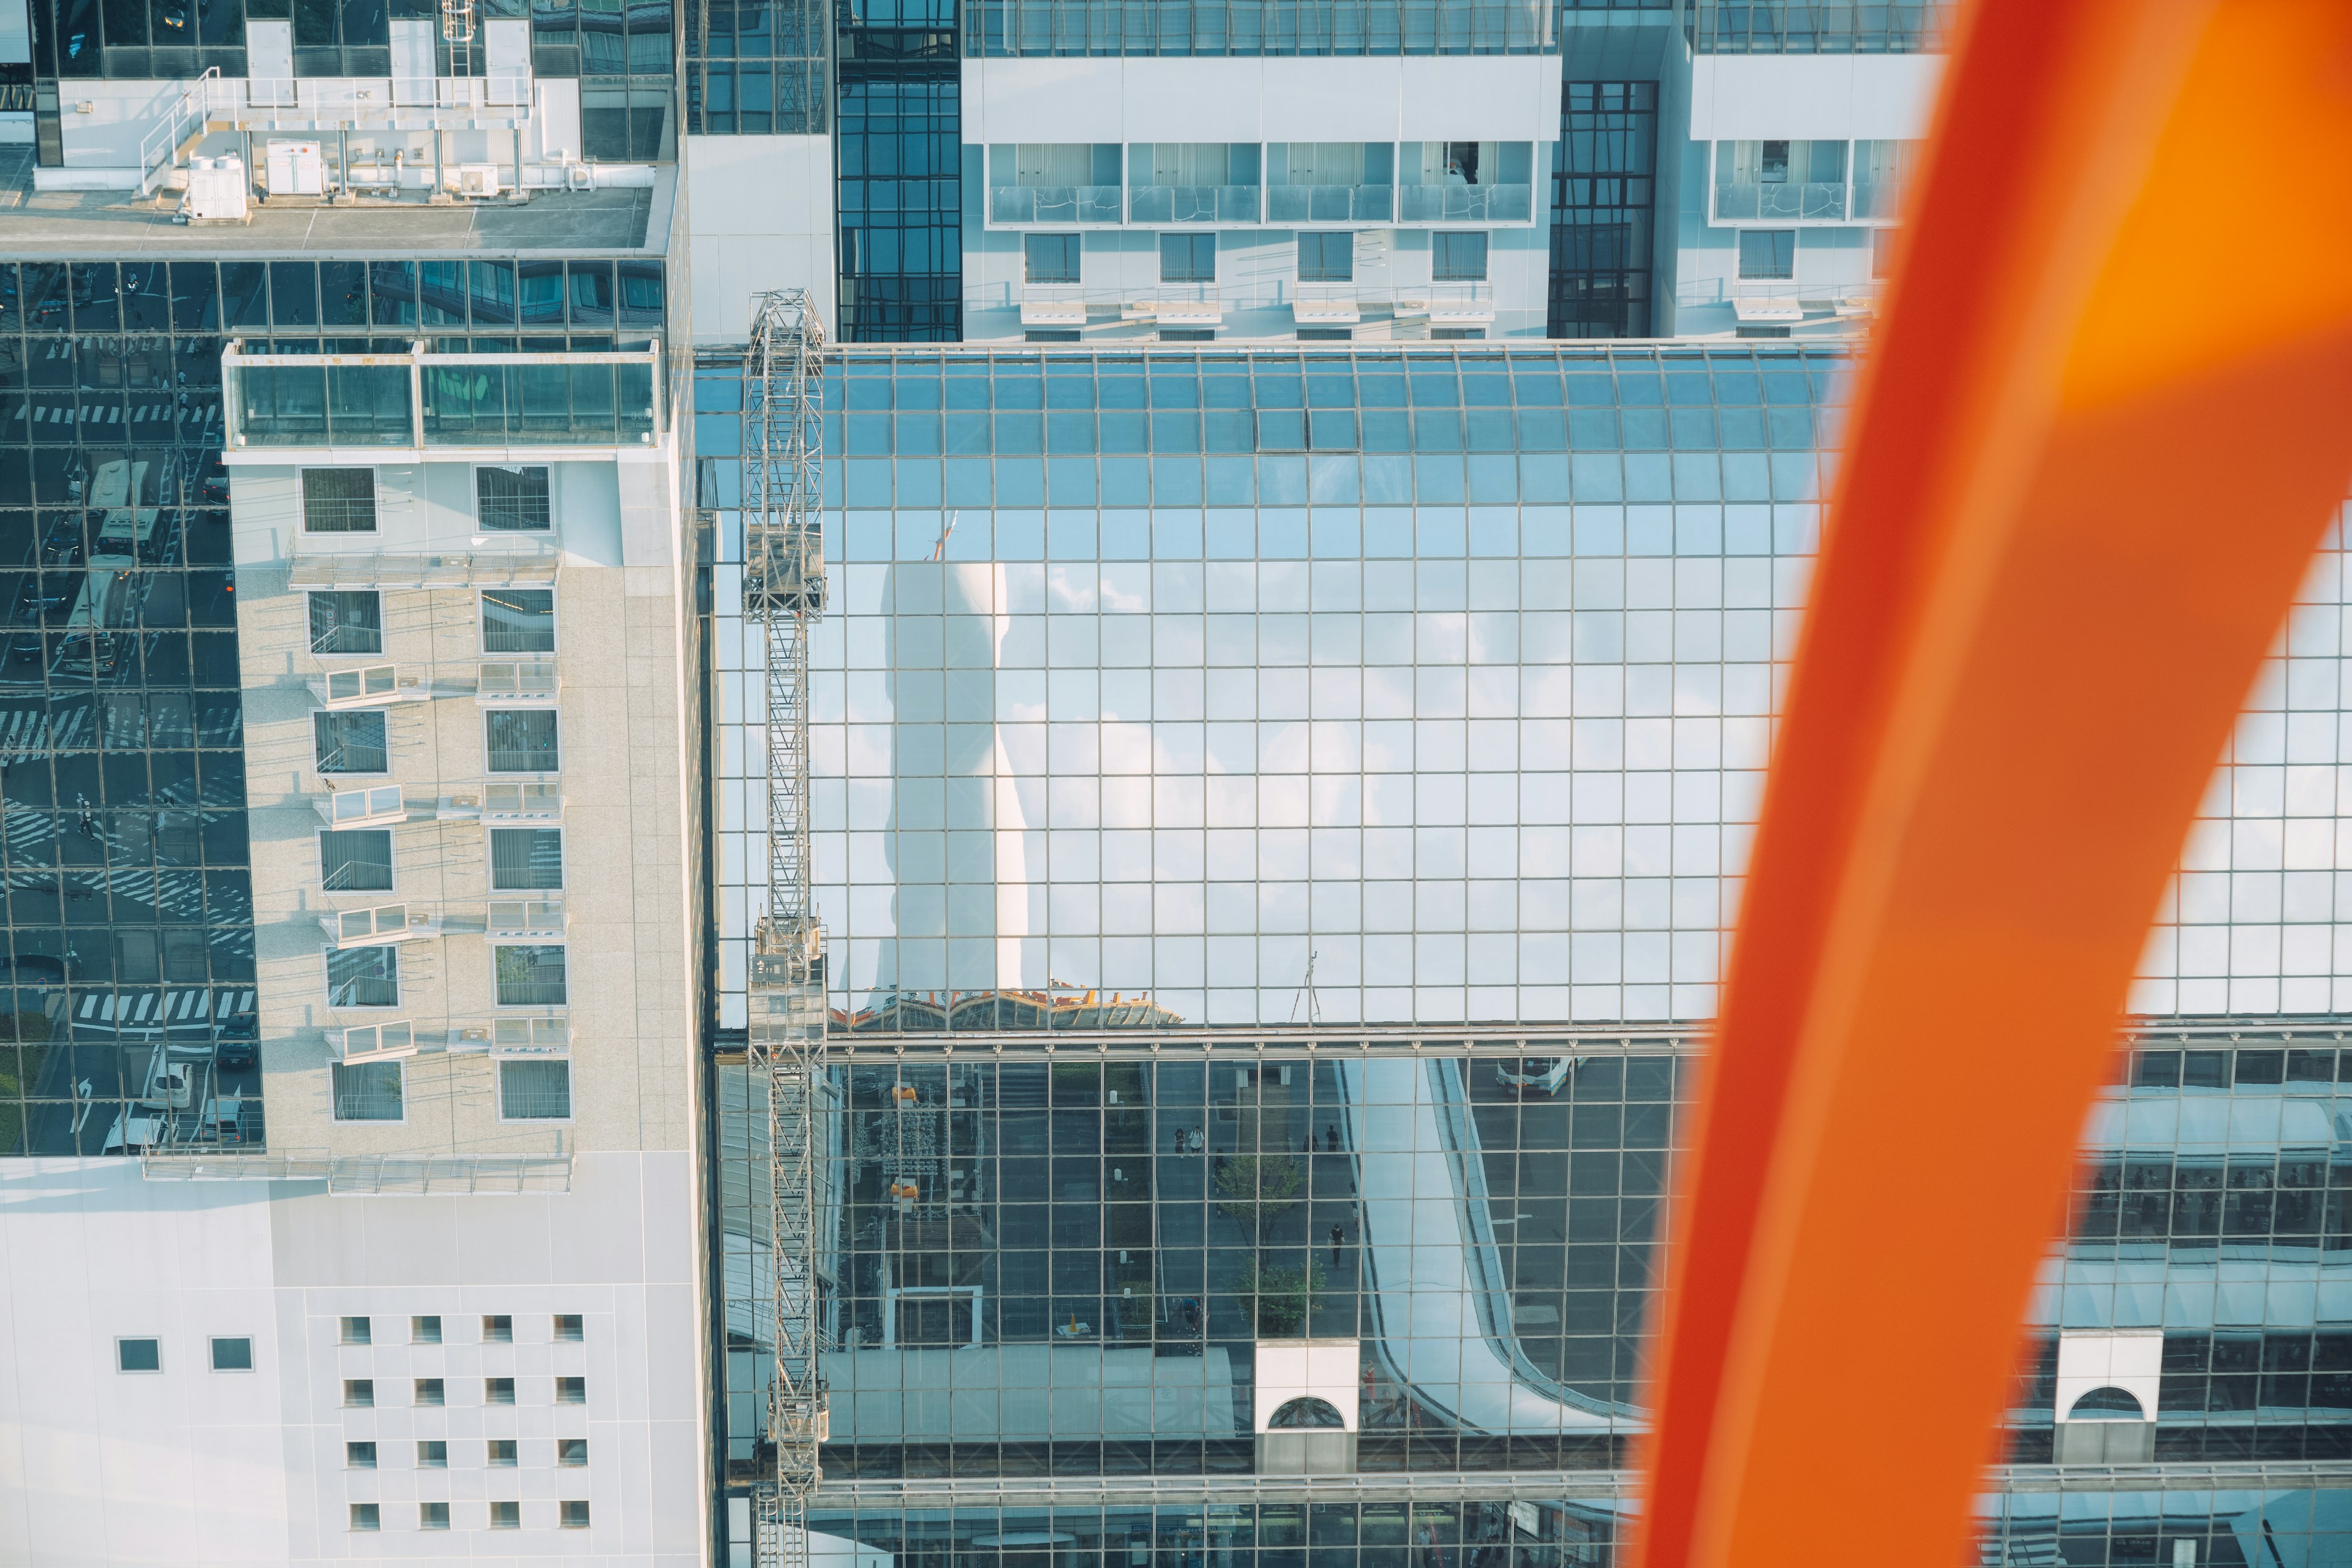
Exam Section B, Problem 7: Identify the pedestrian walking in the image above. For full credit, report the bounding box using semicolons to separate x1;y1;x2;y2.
1330;1223;1345;1266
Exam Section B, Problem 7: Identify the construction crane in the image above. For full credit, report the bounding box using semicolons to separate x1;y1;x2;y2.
741;290;829;1568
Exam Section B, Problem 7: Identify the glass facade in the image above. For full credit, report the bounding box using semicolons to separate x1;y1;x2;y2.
682;0;830;133
962;0;1554;56
1547;83;1654;341
1685;0;1951;54
0;254;663;1159
838;0;962;344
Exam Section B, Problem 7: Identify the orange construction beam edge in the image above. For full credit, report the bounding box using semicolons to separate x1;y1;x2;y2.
1632;4;2352;1567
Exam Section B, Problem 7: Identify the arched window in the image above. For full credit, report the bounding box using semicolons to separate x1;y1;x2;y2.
2065;1385;2146;1421
1268;1396;1346;1430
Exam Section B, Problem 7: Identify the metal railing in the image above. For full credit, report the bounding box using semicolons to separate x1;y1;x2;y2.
137;68;221;198
1397;183;1534;224
1267;183;1395;224
987;184;1124;224
1128;184;1262;224
228;73;532;119
1713;178;1849;222
141;1146;573;1193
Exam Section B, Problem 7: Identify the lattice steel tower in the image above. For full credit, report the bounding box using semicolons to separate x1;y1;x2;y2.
741;290;830;1568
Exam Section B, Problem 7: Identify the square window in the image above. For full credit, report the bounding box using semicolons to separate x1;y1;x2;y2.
561;1501;590;1529
210;1336;253;1371
556;1376;586;1404
417;1439;448;1468
1023;233;1082;284
486;1377;516;1406
330;1061;404;1122
489;1438;519;1464
319;829;394;892
559;1437;589;1466
301;469;377;533
1738;229;1796;280
1432;232;1489;283
116;1337;160;1373
483;1314;513;1343
339;1316;371;1346
412;1315;441;1344
485;710;559;772
1159;233;1217;284
326;945;399;1009
553;1314;583;1342
414;1377;445;1407
481;588;556;653
313;710;388;775
500;1059;572;1120
494;945;568;1008
350;1503;380;1532
489;827;564;891
420;1502;450;1531
308;590;381;654
346;1441;377;1468
1298;232;1353;283
491;1501;521;1529
475;466;552;532
344;1378;374;1408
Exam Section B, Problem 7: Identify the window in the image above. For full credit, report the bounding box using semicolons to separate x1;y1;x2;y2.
1738;228;1796;280
308;591;382;654
1025;330;1082;344
1268;1396;1346;1428
420;1502;450;1531
326;946;399;1008
488;1438;519;1464
1735;324;1792;339
313;710;388;775
559;1437;589;1466
500;1060;573;1120
346;1441;377;1468
319;829;394;892
475;466;552;532
350;1504;380;1533
344;1379;374;1408
556;1376;586;1404
1297;328;1352;342
561;1501;590;1529
1159;233;1217;284
489;828;564;891
1297;232;1353;283
483;1314;513;1343
301;469;376;533
486;710;559;772
486;1377;516;1405
117;1338;160;1373
1432;328;1487;341
494;946;568;1008
339;1316;371;1346
1159;330;1216;342
417;1440;448;1468
1023;233;1082;284
330;1061;404;1122
491;1501;521;1529
210;1336;253;1371
412;1316;441;1344
414;1377;445;1407
1872;226;1898;279
481;589;555;653
1432;232;1489;282
554;1314;583;1342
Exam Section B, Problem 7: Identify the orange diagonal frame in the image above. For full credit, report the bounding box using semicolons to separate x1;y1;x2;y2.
1634;4;2352;1567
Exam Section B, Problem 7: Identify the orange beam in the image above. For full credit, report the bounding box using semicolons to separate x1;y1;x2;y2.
1635;4;2352;1567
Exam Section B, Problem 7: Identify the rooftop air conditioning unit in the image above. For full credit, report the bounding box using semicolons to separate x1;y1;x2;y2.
454;164;501;198
183;156;251;225
264;140;326;197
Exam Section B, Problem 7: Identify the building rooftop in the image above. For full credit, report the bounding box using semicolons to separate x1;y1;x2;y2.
0;149;673;258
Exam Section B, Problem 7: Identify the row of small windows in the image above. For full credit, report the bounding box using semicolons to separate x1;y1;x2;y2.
332;1058;573;1121
342;1313;583;1344
309;587;557;656
1023;233;1488;286
352;1438;588;1467
320;943;569;1009
116;1315;586;1372
301;466;553;535
320;828;563;893
351;1500;589;1532
342;1376;587;1406
313;711;560;775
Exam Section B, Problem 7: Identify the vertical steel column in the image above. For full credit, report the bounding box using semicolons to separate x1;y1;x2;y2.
741;289;829;1568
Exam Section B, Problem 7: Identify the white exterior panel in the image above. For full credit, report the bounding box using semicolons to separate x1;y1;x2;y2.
1687;53;1943;141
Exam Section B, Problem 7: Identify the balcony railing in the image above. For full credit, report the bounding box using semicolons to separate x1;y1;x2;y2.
288;549;560;590
487;899;565;939
989;184;1124;224
1397;184;1534;224
223;341;662;451
476;661;559;703
310;663;423;708
1713;179;1849;222
315;783;406;829
1267;184;1394;224
329;1020;417;1064
1128;184;1261;224
1850;179;1901;221
478;782;564;822
322;903;442;947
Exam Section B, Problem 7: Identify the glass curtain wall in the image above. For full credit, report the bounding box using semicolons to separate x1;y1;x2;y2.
1547;82;1655;340
962;0;1553;56
838;0;962;342
1686;0;1951;53
683;0;829;132
0;255;662;1158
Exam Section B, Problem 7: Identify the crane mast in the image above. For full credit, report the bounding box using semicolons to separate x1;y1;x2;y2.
741;290;829;1568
